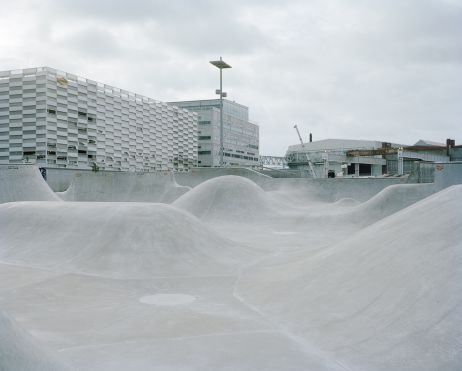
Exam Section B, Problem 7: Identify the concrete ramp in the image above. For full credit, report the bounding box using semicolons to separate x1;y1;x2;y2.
0;165;61;204
0;202;257;278
236;185;462;371
173;175;278;221
267;177;410;202
0;309;73;371
345;182;437;225
58;171;190;203
174;167;273;188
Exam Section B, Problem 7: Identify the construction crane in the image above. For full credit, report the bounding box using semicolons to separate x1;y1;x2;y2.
293;124;317;178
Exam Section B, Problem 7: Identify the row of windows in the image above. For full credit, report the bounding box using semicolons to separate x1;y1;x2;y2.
224;152;259;161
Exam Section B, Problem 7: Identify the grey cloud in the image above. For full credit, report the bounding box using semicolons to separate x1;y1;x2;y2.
38;0;271;57
147;19;269;56
50;0;271;23
339;1;462;66
55;27;123;58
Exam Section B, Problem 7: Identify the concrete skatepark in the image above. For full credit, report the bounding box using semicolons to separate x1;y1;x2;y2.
0;165;461;370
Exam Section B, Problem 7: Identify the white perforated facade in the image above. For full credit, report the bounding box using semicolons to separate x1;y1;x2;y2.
0;67;198;171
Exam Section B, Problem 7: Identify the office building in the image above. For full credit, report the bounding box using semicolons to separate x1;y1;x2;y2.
0;67;198;171
169;99;259;167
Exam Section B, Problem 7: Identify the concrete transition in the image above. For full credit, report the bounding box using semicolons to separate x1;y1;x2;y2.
0;165;461;371
173;175;279;221
237;185;462;371
58;171;191;203
174;166;273;188
0;310;73;371
0;165;61;204
0;202;256;278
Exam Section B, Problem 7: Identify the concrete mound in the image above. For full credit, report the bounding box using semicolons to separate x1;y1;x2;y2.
236;185;462;371
332;197;360;207
0;165;61;204
174;167;273;188
173;175;276;220
346;183;437;225
0;310;73;371
0;202;256;278
58;171;190;203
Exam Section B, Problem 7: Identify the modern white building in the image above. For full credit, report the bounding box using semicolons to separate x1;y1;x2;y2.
169;99;259;167
0;67;198;171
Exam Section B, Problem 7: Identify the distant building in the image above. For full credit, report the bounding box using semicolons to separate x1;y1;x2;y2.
0;67;198;171
413;140;445;147
259;155;288;169
286;138;451;178
169;99;259;167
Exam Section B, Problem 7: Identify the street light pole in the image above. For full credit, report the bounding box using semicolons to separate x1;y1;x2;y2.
210;57;231;167
219;66;223;167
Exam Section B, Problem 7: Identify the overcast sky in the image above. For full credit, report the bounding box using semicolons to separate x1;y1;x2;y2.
1;0;461;155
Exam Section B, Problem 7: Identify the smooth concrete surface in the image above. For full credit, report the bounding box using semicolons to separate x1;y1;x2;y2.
42;168;87;192
0;310;74;371
0;165;61;204
175;167;411;202
265;176;411;202
0;170;461;371
236;185;462;371
57;171;190;203
0;202;257;278
174;167;273;188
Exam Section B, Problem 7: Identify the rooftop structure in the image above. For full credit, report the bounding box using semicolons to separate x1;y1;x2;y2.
414;139;446;147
